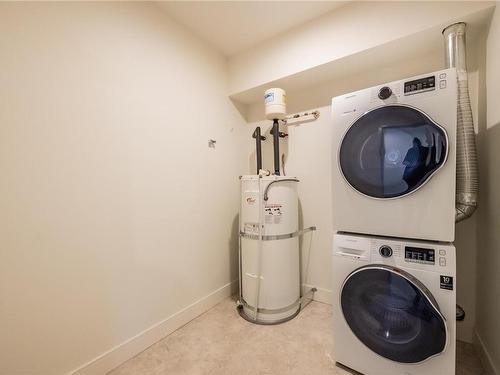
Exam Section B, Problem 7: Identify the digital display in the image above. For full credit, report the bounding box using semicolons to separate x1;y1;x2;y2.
405;246;435;264
404;76;436;95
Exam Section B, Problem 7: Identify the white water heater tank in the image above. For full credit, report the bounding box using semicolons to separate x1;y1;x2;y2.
239;175;300;324
264;88;287;120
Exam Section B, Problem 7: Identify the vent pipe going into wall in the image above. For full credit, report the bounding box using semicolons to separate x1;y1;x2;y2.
443;22;478;222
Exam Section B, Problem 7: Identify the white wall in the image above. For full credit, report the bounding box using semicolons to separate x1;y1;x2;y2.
475;4;500;374
0;3;247;374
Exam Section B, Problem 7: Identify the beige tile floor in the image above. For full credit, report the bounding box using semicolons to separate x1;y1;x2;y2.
108;297;485;375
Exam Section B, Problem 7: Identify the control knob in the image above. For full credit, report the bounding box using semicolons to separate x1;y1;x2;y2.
379;245;393;258
378;86;392;100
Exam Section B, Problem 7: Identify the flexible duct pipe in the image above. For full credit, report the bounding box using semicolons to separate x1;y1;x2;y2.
443;22;478;222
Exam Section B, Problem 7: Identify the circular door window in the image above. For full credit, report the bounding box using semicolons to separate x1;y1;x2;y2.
341;265;447;363
339;105;448;199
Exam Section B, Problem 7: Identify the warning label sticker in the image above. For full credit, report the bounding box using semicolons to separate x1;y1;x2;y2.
264;204;283;224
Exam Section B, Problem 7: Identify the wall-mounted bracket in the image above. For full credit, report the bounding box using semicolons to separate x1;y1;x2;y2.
281;110;320;126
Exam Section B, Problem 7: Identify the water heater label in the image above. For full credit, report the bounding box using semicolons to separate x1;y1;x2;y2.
243;222;259;235
264;204;283;224
245;195;257;205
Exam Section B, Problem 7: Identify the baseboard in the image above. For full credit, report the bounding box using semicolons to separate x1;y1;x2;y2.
474;331;499;375
304;284;333;305
68;280;238;375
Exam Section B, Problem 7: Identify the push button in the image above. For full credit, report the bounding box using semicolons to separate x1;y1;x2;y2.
439;257;446;266
439;73;447;79
440;80;447;89
439;249;446;256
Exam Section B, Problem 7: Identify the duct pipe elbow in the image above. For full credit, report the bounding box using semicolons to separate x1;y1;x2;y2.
455;203;477;223
455;192;477;223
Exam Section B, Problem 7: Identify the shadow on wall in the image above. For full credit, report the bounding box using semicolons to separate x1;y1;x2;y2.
298;198;310;296
298;199;304;294
475;120;500;368
229;214;239;283
471;29;500;359
298;198;316;296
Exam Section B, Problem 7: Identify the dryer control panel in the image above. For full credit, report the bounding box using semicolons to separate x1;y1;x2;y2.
404;75;436;95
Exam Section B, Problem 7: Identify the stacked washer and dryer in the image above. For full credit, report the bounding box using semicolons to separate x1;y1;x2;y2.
331;23;477;375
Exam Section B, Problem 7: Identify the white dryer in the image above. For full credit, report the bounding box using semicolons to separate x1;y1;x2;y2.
332;69;457;242
332;233;456;375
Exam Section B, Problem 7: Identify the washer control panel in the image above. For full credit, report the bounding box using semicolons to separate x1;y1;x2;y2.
334;233;455;274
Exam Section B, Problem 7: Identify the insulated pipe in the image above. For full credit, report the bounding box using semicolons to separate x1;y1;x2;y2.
443;22;478;222
271;119;280;175
252;127;266;174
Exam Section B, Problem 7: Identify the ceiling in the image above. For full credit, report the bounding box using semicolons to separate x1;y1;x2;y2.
156;1;347;56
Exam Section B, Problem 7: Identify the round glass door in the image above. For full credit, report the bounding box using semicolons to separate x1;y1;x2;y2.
339;105;448;199
341;265;447;363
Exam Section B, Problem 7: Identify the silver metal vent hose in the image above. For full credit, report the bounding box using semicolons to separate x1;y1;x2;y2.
443;22;478;222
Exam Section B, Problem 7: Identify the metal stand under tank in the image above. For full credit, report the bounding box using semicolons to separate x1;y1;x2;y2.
237;175;315;324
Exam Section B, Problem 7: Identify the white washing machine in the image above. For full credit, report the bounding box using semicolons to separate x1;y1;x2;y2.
332;68;457;242
332;233;456;375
